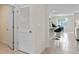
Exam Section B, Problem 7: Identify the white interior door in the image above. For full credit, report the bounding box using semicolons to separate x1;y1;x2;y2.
16;7;32;53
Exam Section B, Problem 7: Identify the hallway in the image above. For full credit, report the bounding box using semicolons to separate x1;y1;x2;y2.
43;33;79;54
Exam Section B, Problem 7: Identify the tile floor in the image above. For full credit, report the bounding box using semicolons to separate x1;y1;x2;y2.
43;33;79;54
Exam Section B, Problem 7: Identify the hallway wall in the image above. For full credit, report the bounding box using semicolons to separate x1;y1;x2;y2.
31;5;49;53
74;13;79;38
0;5;13;46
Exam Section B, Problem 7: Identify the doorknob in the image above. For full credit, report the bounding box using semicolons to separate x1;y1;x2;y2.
6;28;8;31
29;30;32;33
17;26;19;29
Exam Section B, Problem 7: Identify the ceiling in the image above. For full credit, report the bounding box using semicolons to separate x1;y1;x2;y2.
10;4;79;16
48;4;79;15
10;4;30;8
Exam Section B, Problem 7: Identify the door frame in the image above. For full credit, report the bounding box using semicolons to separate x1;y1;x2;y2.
13;7;15;50
7;4;15;50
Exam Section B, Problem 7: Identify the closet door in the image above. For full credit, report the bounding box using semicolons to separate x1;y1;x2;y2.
16;7;32;53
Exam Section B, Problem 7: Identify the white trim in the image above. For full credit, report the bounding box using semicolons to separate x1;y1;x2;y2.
67;32;74;33
52;13;74;16
19;5;32;8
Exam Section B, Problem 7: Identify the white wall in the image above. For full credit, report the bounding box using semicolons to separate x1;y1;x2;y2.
74;13;79;26
74;13;79;38
0;5;13;47
31;5;49;53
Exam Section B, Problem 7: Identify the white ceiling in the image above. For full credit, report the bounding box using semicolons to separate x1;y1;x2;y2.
10;4;79;15
10;4;31;8
48;4;79;15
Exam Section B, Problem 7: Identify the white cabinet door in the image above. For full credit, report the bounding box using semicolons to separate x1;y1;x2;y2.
16;7;32;53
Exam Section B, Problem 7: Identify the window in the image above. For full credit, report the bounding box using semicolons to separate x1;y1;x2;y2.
57;18;68;27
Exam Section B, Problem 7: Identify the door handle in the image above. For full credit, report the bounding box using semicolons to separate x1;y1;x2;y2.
29;30;32;33
17;26;19;29
6;28;8;31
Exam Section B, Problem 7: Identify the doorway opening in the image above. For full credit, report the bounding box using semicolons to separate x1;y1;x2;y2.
46;4;79;54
